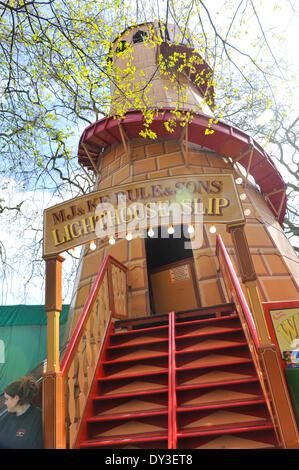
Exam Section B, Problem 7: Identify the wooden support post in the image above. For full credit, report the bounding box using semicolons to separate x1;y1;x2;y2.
118;123;131;162
244;146;254;185
79;162;95;184
234;146;252;163
265;188;286;221
180;124;189;166
42;254;66;449
227;223;271;344
107;261;115;318
118;123;132;177
82;143;100;175
42;371;66;449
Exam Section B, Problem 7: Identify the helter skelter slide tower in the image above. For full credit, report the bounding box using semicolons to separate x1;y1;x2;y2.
43;22;299;449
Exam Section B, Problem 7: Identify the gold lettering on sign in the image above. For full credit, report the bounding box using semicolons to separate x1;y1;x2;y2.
276;314;299;343
43;174;245;256
268;306;299;357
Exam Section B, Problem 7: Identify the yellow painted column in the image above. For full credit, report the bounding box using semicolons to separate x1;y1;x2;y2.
45;254;65;372
46;310;61;373
42;254;66;449
245;279;272;345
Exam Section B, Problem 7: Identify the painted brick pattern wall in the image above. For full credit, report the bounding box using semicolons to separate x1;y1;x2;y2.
65;138;298;337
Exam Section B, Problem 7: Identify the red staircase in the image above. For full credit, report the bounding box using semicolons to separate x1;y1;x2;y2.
76;303;279;449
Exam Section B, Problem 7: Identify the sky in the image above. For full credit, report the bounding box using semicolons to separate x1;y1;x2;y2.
0;176;79;305
0;0;298;306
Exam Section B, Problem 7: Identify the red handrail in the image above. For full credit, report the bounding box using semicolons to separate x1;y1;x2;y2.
216;234;260;349
171;312;177;449
168;311;177;449
168;312;173;449
60;255;127;374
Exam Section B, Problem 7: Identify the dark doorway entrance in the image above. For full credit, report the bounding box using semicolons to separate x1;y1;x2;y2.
145;225;201;314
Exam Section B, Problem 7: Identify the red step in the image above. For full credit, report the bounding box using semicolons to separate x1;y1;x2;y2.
177;424;276;449
75;303;278;449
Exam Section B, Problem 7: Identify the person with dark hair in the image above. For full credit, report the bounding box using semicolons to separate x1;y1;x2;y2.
0;376;43;449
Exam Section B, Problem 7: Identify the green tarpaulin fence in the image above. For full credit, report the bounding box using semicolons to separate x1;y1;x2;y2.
285;368;299;429
0;305;69;393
